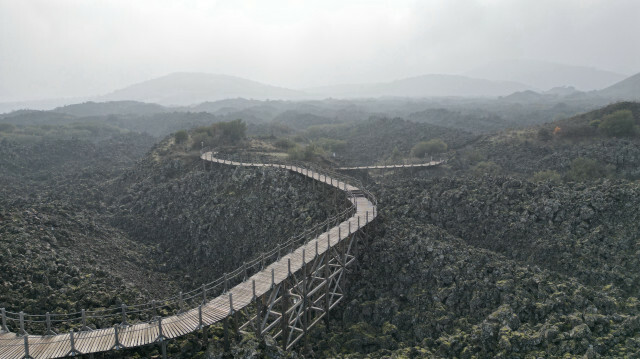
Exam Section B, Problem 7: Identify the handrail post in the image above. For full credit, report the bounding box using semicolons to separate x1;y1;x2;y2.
224;273;228;293
1;308;8;333
45;312;56;336
81;309;90;331
198;304;203;329
366;211;369;223
202;285;207;304
271;268;275;289
19;311;26;336
315;241;319;258
152;300;158;319
121;304;128;326
179;291;184;314
243;262;248;281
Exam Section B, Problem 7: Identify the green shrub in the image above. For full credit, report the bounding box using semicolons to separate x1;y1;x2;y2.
599;110;635;137
0;123;15;133
174;130;188;144
190;119;247;149
566;157;612;181
472;161;501;176
532;170;562;183
273;138;296;150
537;128;552;142
316;138;347;153
411;139;448;158
287;144;324;161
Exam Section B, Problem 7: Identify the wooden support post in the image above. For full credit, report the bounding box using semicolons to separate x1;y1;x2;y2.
223;317;230;352
302;249;309;349
229;293;238;338
113;325;121;350
23;335;32;359
281;279;289;350
161;341;167;359
324;252;331;331
158;317;165;341
198;305;203;329
253;280;261;338
224;273;228;293
69;330;80;356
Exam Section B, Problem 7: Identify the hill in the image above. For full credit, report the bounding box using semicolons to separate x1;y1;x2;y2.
53;100;168;117
596;72;640;100
466;59;627;91
307;74;531;98
101;72;307;106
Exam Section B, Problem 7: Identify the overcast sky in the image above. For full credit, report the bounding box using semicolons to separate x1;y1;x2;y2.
1;0;639;102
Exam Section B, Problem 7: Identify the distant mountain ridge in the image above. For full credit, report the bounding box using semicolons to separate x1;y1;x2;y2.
596;72;640;100
305;74;532;98
101;73;308;106
466;59;627;91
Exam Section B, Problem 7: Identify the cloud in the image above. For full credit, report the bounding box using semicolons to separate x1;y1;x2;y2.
0;0;638;101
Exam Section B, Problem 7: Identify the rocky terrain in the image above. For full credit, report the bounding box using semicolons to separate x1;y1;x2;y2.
317;176;640;358
1;102;639;358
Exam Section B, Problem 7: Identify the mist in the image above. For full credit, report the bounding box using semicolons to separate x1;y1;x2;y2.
1;0;639;102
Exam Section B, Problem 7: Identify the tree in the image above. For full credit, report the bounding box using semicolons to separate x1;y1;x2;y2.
472;161;501;176
533;169;561;183
174;130;188;144
411;139;448;158
566;157;612;181
599;110;635;137
537;128;552;142
389;147;403;162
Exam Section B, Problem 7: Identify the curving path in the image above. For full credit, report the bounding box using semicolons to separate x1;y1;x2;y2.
337;159;445;170
0;152;377;359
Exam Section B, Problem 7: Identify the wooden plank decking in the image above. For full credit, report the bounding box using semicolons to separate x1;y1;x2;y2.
0;153;377;359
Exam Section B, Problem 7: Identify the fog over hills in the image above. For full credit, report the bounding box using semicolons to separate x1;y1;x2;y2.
596;72;640;100
102;73;534;106
305;74;532;98
466;59;627;91
101;72;308;106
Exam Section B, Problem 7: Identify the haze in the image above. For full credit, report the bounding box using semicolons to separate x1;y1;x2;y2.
1;0;639;102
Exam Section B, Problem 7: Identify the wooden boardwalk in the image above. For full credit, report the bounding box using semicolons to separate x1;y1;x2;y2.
337;159;445;170
0;153;377;359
